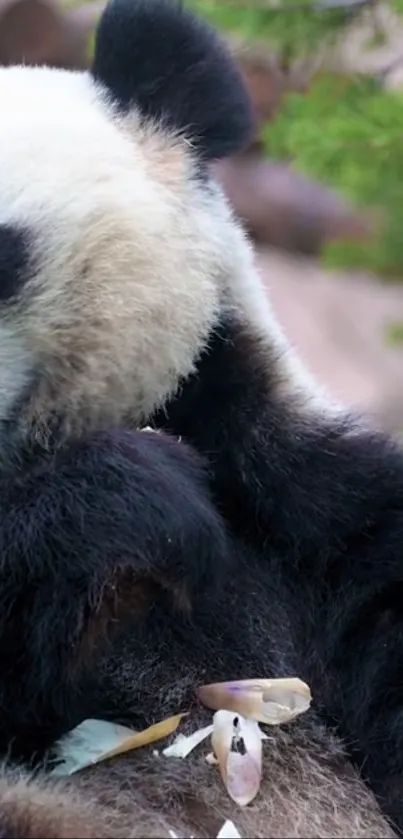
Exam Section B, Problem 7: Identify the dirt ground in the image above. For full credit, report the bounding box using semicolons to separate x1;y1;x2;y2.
256;248;403;433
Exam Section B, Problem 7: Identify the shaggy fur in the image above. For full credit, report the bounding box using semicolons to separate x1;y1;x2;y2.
0;1;402;837
0;726;396;838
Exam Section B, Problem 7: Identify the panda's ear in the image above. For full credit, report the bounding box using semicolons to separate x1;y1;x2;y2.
91;0;253;162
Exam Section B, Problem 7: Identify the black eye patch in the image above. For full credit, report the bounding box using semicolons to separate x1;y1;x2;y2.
0;224;30;302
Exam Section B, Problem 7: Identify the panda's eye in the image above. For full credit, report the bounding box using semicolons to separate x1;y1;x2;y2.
0;224;30;302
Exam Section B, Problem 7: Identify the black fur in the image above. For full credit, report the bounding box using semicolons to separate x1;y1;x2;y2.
92;0;253;161
0;225;30;301
0;237;403;830
0;430;229;761
0;820;17;839
152;317;403;834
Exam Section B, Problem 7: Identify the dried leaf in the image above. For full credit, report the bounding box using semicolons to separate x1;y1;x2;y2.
51;719;137;776
162;724;214;759
211;710;263;807
197;677;311;725
101;713;187;760
51;714;186;776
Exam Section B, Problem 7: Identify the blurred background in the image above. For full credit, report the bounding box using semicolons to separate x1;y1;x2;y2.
2;0;403;430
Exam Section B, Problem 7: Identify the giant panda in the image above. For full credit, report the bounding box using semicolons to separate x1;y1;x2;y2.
0;1;402;837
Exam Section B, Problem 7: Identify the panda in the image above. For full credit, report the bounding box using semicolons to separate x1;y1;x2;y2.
0;0;402;836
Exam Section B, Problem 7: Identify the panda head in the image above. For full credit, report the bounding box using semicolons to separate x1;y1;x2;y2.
0;0;256;453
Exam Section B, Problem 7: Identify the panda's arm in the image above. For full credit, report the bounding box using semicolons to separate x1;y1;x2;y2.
158;320;403;832
158;320;403;554
0;429;229;760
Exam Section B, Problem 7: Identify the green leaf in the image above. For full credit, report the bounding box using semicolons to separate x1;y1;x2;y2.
385;321;403;345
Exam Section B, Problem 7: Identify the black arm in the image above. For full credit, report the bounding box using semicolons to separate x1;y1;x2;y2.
157;317;403;834
0;429;229;761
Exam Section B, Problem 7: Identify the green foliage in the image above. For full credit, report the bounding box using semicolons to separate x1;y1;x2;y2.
188;1;354;63
191;1;403;279
265;73;403;276
385;320;403;345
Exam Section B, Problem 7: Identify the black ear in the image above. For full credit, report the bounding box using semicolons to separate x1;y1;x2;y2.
92;0;253;162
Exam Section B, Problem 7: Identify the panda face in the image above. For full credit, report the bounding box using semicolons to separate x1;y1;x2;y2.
0;63;234;448
0;0;254;453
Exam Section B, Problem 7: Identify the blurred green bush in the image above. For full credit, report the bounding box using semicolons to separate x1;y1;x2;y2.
189;0;403;281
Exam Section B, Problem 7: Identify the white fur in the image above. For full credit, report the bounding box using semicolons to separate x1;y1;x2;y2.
0;63;335;445
0;66;221;437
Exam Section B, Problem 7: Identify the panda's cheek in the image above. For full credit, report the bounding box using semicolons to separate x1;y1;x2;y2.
0;224;31;303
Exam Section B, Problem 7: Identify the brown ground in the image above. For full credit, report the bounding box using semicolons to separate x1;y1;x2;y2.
256;249;403;434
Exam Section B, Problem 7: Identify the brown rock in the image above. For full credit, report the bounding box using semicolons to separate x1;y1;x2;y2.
0;0;102;69
214;154;373;255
